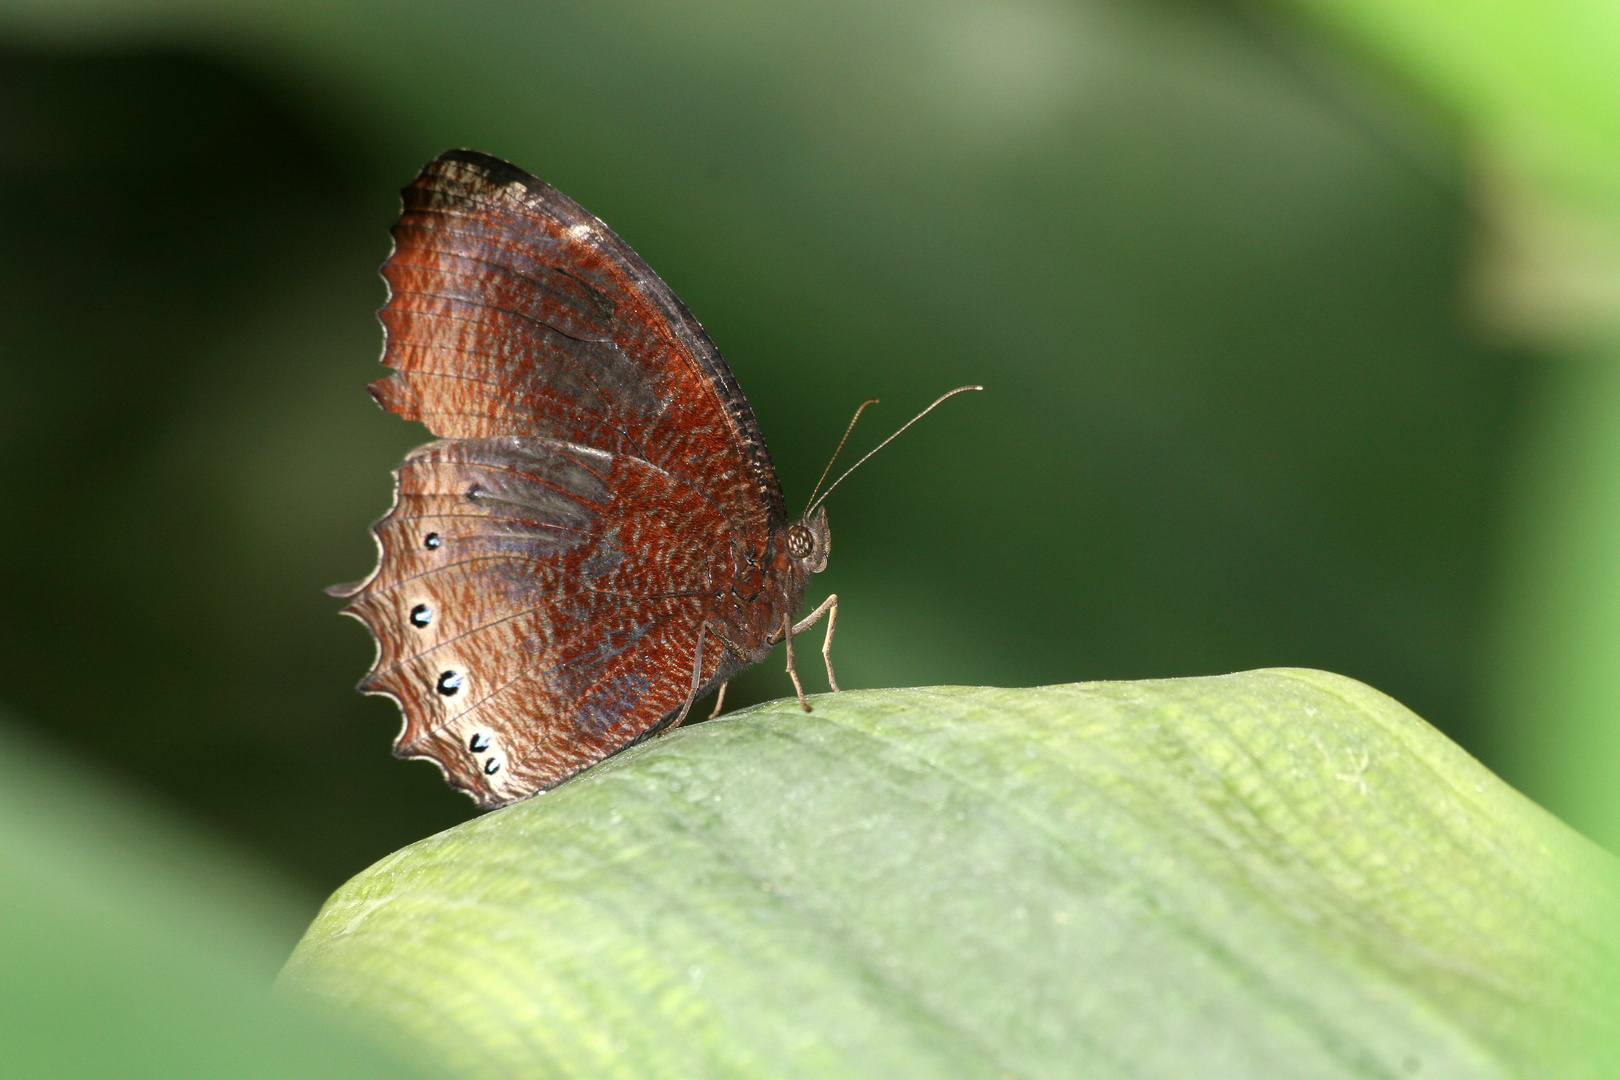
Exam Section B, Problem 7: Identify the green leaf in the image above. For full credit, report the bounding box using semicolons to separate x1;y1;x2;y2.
280;673;1620;1079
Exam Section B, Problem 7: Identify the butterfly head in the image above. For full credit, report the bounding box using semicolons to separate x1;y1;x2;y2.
786;505;831;574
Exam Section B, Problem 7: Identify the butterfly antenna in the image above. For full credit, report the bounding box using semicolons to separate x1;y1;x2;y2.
804;398;881;511
807;385;982;515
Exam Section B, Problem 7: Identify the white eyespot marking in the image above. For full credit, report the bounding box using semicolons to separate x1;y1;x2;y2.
424;532;442;550
483;757;501;775
409;603;433;628
468;732;491;753
436;670;463;696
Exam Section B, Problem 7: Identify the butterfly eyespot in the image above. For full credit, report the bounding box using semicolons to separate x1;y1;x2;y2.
409;603;433;628
466;484;483;501
484;758;501;775
436;670;463;696
786;525;813;559
424;532;442;550
468;732;491;753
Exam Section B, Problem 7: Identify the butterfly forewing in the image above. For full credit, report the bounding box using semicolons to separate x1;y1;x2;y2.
342;151;784;806
373;151;777;510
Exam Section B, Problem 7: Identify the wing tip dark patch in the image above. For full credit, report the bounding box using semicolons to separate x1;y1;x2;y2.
436;147;538;184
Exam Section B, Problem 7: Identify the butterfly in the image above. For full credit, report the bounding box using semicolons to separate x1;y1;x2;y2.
333;149;974;808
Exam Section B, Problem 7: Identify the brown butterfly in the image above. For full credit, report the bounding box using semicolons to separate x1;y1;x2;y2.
333;149;975;808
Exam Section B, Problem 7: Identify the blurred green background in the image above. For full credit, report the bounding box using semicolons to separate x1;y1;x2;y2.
1;0;1617;925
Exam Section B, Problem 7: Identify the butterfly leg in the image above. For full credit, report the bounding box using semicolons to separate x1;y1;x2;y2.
669;620;711;732
708;680;730;719
792;594;840;693
783;611;811;712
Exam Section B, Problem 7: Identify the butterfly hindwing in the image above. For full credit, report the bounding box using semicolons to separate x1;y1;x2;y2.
343;436;732;805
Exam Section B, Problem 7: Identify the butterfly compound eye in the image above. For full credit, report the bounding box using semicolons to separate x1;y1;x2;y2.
786;524;814;559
